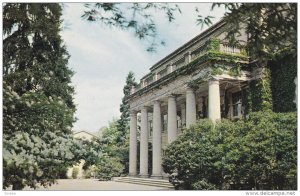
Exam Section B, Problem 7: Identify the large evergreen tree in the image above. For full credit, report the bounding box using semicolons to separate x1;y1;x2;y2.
117;72;137;141
3;3;80;190
116;71;137;173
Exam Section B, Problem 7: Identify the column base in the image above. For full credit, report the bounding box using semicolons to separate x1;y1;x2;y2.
150;175;163;179
139;174;149;178
128;173;137;177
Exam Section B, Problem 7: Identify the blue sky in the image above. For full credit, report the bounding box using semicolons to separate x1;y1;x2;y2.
61;3;226;132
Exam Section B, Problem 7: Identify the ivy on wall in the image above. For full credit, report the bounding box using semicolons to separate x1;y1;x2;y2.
247;67;273;112
245;51;297;114
205;38;220;52
270;53;297;112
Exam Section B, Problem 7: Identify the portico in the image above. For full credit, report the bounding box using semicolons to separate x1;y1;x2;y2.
127;20;250;178
128;75;250;178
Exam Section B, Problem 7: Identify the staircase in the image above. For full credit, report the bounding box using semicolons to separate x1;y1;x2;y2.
113;177;174;189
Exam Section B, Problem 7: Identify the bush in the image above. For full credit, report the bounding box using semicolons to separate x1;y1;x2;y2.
162;120;223;189
162;111;297;190
72;167;79;179
192;179;217;190
95;155;124;181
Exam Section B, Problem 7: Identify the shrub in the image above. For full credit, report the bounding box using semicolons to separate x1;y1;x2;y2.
95;155;124;181
162;120;223;189
162;111;297;190
192;179;217;190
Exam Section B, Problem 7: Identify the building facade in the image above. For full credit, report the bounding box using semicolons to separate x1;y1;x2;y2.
127;20;255;179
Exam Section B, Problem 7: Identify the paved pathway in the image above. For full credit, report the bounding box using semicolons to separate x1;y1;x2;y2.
21;179;172;191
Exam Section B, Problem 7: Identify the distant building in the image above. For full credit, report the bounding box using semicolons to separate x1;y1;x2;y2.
73;130;98;141
66;130;98;179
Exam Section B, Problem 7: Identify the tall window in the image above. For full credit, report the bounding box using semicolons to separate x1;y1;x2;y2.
232;91;242;117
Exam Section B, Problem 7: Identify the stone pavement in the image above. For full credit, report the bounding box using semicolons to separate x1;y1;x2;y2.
21;179;173;191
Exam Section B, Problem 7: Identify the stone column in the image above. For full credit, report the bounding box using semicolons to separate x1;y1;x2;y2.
180;103;186;128
208;79;221;122
139;107;149;178
167;95;177;143
151;101;162;178
186;87;197;127
129;111;137;176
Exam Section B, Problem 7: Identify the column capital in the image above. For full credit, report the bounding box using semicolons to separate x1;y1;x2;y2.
209;77;220;84
167;94;176;98
140;105;150;111
153;100;161;104
186;86;195;94
130;110;137;116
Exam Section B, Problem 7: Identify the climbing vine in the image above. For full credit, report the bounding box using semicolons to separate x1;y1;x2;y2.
248;67;273;112
205;38;220;52
270;53;297;112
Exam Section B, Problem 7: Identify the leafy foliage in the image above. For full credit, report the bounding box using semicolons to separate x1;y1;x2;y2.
210;3;297;64
117;72;137;144
162;111;297;190
3;3;81;190
82;3;181;52
95;154;124;181
91;119;129;179
248;68;273;112
78;138;103;170
270;52;297;112
195;7;214;29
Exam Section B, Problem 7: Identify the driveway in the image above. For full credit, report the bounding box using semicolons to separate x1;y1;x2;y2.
20;179;172;191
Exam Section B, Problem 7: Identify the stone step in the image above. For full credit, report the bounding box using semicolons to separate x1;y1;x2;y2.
116;180;174;189
114;177;174;189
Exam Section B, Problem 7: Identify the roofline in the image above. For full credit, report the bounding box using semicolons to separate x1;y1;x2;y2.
140;72;153;80
149;18;226;71
73;130;99;138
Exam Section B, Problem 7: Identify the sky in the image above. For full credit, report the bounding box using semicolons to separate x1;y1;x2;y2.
60;3;226;133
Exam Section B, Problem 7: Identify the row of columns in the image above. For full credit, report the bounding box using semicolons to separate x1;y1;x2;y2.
129;79;221;178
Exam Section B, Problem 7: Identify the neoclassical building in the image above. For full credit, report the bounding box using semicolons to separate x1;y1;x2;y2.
127;19;252;179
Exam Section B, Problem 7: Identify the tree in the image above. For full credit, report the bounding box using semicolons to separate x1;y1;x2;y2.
117;72;137;142
210;3;296;63
3;3;80;190
90;119;127;179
